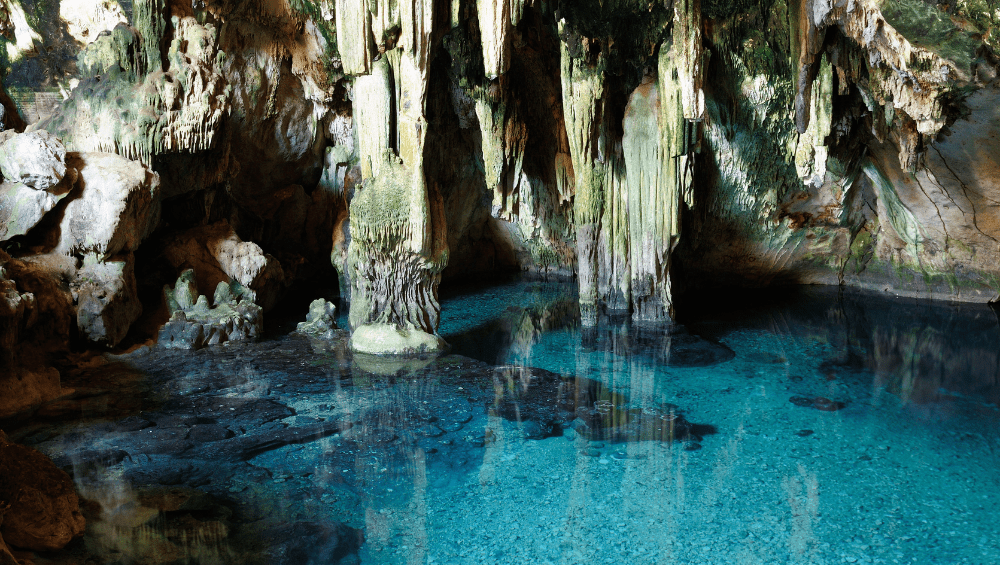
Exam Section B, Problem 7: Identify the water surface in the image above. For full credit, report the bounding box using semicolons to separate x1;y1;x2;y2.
4;282;999;565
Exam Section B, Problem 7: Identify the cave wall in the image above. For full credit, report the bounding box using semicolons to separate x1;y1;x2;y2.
0;0;998;365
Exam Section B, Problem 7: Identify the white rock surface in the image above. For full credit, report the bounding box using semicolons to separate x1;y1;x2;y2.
56;152;161;259
0;131;68;190
75;253;141;347
0;176;74;242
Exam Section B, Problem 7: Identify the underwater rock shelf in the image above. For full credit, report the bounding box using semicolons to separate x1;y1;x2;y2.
1;331;710;565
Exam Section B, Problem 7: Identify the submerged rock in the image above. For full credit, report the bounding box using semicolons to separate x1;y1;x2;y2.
790;396;847;411
0;431;85;552
581;323;737;368
489;365;714;443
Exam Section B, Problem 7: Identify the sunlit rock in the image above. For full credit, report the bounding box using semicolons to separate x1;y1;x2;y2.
55;152;160;260
0;131;67;190
0;177;74;243
43;11;229;165
59;0;128;46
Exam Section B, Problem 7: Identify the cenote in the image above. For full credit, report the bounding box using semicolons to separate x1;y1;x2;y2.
2;281;998;565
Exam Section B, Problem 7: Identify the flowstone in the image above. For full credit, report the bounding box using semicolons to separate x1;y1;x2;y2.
347;155;448;355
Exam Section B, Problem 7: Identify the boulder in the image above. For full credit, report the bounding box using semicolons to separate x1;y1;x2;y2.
56;152;160;259
75;253;142;347
163;222;285;312
295;298;337;339
0;131;67;191
0;169;77;243
0;431;85;552
0;183;59;242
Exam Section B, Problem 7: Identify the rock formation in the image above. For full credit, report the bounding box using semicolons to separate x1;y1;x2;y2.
296;297;338;339
0;0;996;358
158;268;264;349
0;250;72;419
0;431;86;552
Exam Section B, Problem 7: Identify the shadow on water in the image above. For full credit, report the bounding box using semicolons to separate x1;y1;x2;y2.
678;285;1000;408
443;287;735;370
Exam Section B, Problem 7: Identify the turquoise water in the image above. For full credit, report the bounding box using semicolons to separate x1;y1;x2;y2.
4;281;999;564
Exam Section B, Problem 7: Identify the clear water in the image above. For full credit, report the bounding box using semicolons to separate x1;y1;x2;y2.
4;281;999;565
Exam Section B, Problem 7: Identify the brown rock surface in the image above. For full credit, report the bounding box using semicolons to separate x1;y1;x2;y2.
0;431;85;552
162;222;285;312
0;251;72;419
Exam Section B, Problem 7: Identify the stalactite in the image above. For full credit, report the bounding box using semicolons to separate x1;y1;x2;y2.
477;0;528;79
559;20;609;324
335;0;375;75
355;57;396;179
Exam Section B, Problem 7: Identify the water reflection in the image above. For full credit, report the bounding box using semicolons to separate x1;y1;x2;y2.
680;286;1000;409
0;282;997;564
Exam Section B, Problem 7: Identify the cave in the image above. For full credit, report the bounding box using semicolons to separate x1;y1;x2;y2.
1;0;999;563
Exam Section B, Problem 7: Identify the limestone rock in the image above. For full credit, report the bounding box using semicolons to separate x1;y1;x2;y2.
348;323;446;356
354;58;395;180
296;299;338;339
158;270;263;350
163;222;285;312
43;15;229;164
0;431;85;552
59;0;127;46
477;0;529;79
0;251;72;419
56;152;161;259
0;177;73;243
0;131;67;191
335;0;373;75
347;155;448;354
75;253;142;347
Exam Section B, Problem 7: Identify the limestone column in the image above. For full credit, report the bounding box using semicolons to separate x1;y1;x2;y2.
346;0;449;355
